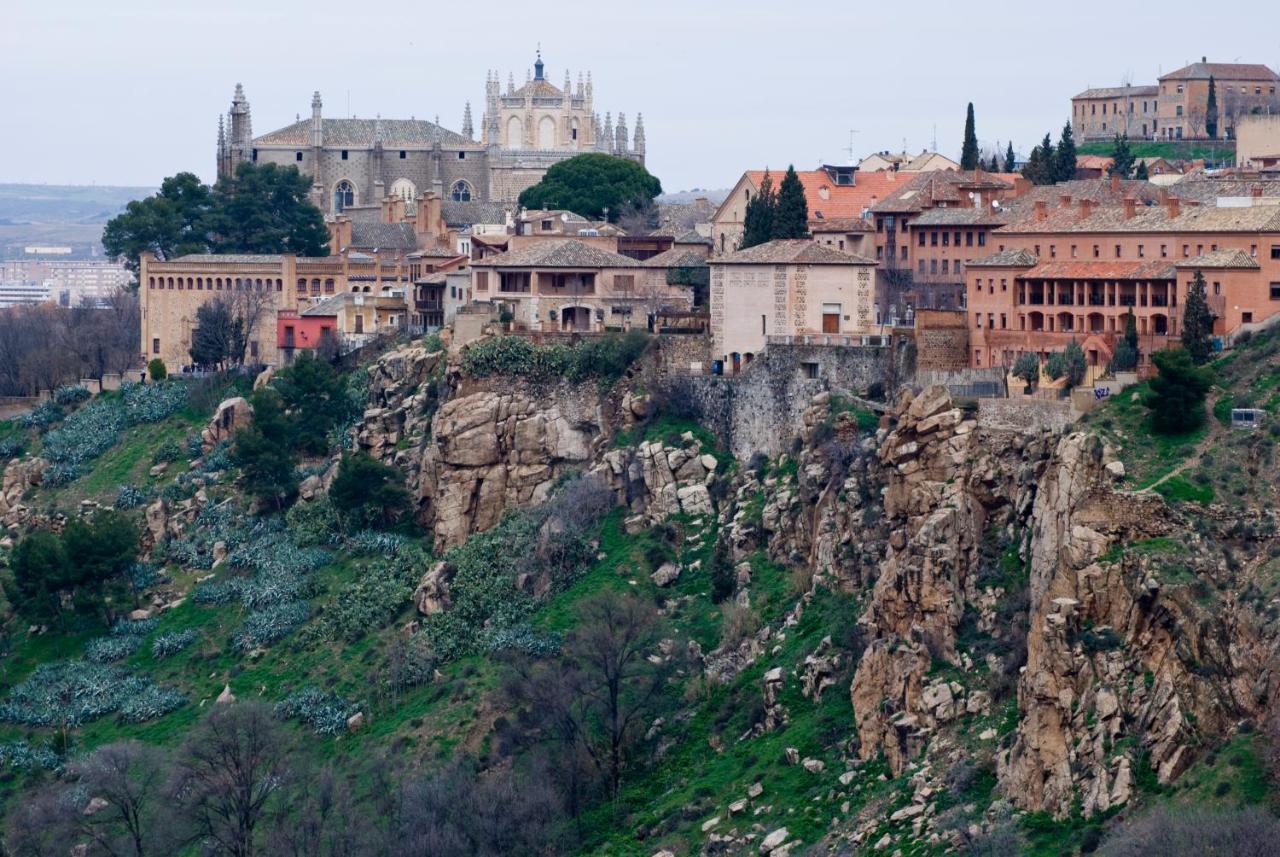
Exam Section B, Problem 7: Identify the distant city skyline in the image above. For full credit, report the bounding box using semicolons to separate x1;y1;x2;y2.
4;0;1279;192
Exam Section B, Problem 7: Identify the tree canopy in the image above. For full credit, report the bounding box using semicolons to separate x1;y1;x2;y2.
1182;270;1215;364
1021;133;1057;185
1055;122;1077;183
772;166;810;239
739;170;776;250
1206;76;1219;139
1108;135;1135;178
1004;142;1017;173
1145;348;1213;434
960;103;980;170
103;163;329;276
517;154;662;222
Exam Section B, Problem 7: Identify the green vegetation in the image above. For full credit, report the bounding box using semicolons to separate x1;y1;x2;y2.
1077;139;1235;164
516;153;662;222
1086;379;1206;488
461;329;650;383
960;103;979;170
1146;348;1214;434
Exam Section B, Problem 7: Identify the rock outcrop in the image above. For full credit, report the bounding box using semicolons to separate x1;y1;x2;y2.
202;397;253;452
0;456;47;530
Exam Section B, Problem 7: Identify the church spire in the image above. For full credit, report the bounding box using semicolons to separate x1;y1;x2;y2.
462;101;474;139
615;113;628;155
534;47;545;81
633;113;645;158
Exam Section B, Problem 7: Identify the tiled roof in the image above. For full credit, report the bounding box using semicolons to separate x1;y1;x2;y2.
910;207;1007;227
870;170;1017;214
1020;260;1175;280
255;118;473;148
743;169;919;220
1166;175;1280;203
1077;155;1115;170
408;247;467;259
967;248;1038;267
674;230;713;245
480;239;641;269
518;209;590;223
1073;85;1158;99
1160;62;1278;82
999;199;1280;233
809;217;874;232
349;222;418;251
511;78;564;99
640;247;710;268
442;200;510;227
1174;249;1261;269
169;253;284;264
710;239;876;266
302;294;348;316
1002;178;1165;215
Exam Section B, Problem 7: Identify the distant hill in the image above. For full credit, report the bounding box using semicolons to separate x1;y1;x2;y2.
0;183;154;225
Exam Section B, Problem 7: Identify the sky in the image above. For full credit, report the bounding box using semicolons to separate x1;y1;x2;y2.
3;0;1279;193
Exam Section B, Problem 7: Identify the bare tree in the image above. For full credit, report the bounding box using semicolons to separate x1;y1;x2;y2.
4;784;76;857
0;290;140;396
66;740;172;857
169;702;292;857
265;763;368;857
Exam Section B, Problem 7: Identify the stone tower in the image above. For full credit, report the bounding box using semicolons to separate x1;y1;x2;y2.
221;83;253;177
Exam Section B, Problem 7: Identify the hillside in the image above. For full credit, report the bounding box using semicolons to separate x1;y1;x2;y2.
0;332;1279;855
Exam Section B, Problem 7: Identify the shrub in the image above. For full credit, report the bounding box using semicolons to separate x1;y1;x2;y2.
461;331;649;384
305;551;420;642
347;529;408;556
151;438;183;465
0;661;183;727
1100;805;1280;856
22;400;64;428
0;740;60;772
53;385;91;406
232;601;311;651
152;629;198;658
285;496;344;547
0;437;23;459
147;358;167;381
84;635;143;663
112;617;158;636
1013;353;1041;391
115;483;147;510
1145;348;1213;434
329;452;412;529
274;686;353;735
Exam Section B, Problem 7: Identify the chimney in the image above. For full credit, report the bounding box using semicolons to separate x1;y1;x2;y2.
1034;200;1048;221
1166;197;1181;219
1059;193;1073;209
1122;197;1136;219
1110;173;1121;193
1079;199;1093;219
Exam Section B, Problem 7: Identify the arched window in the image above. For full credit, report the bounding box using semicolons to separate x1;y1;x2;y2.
311;279;321;295
297;278;307;294
324;278;335;295
196;278;203;290
506;115;524;148
450;180;472;202
334;180;355;212
538;115;556;149
148;277;154;289
390;178;416;203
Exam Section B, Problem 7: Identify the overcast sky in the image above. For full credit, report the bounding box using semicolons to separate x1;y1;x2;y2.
3;0;1278;193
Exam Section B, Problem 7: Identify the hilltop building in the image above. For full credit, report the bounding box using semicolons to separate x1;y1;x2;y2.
216;51;646;212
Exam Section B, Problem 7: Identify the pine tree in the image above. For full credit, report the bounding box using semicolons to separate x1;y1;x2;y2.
1206;76;1219;139
738;170;776;250
1110;309;1141;372
1135;161;1150;180
1004;142;1016;173
1108;135;1135;178
1181;270;1215;364
1055;121;1077;183
1021;146;1044;185
960;103;980;170
1022;134;1057;185
772;165;810;239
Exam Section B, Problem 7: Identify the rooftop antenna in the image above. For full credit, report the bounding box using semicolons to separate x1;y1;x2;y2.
845;129;859;164
931;124;937;153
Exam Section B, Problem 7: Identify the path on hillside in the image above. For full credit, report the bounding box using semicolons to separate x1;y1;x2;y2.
1137;393;1227;494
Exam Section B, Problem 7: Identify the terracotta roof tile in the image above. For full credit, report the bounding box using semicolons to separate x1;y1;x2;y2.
709;239;876;265
744;169;919;220
479;239;641;269
1174;248;1261;269
967;248;1038;267
1160;62;1278;82
1020;260;1175;280
256;118;473;148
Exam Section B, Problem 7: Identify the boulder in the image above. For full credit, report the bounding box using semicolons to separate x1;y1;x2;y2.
82;796;110;816
414;562;452;615
651;562;680;587
347;712;365;732
760;827;789;853
203;397;253;452
216;684;235;704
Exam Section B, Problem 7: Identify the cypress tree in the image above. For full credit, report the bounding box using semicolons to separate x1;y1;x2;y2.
738;170;776;250
960;103;980;170
1135;161;1150;180
773;165;810;239
1206;76;1219;139
1181;270;1215;364
1004;142;1016;173
1108;135;1135;178
1055;121;1077;183
989;153;1001;171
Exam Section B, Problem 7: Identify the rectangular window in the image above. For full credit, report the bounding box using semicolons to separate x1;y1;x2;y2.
399;150;406;159
930;231;938;246
942;232;950;246
975;312;982;328
1050;245;1057;259
296;152;303;161
876;218;884;233
475;271;488;291
918;260;926;274
1213;281;1221;295
1000;313;1007;329
930;259;938;274
458;151;466;159
875;247;883;259
941;259;949;274
1001;279;1007;291
1138;245;1144;258
965;231;973;247
1115;245;1122;258
1272;246;1280;260
762;315;768;334
152;338;160;355
1160;245;1167;258
1093;245;1100;258
341;150;349;160
1271;283;1280;300
917;231;926;247
977;232;986;247
1071;245;1077;258
1244;312;1254;323
802;361;819;379
954;231;962;246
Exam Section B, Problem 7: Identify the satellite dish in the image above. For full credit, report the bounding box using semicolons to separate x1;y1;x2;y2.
968;192;976;200
992;199;1001;209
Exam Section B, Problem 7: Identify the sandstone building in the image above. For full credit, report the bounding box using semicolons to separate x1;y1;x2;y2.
217;51;646;213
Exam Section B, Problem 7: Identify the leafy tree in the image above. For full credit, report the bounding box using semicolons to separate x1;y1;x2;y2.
960;103;980;170
206;162;330;256
189;298;242;370
329;452;412;529
738;170;776;250
1206;76;1219;139
273;351;346;455
147;358;167;382
231;388;297;510
772;165;810;239
1145;347;1213;434
1062;339;1087;387
1182;270;1215;364
1111;311;1140;371
1013;352;1041;392
1055;121;1077;182
517;153;662;221
6;530;69;625
1108;134;1135;178
102;173;214;276
6;512;138;626
1045;351;1066;381
1004;142;1017;172
1135;161;1150;180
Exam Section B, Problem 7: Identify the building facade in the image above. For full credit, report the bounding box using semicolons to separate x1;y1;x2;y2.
708;240;877;373
216;52;646;211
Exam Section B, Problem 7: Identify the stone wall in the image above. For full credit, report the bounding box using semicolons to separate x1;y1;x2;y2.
653;334;711;378
668;341;903;459
913;309;970;371
977;398;1074;434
